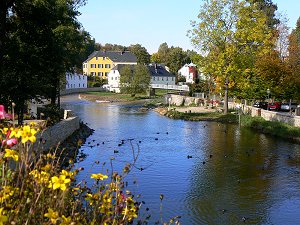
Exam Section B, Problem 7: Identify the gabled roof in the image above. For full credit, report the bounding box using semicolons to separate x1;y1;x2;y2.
111;64;136;72
111;63;175;77
86;51;137;63
148;63;175;77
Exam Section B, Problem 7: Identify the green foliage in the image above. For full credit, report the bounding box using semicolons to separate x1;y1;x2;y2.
0;123;143;224
166;110;238;123
39;104;63;126
0;0;87;124
241;115;300;140
246;0;279;28
188;0;275;112
119;65;151;96
87;76;107;87
129;44;150;64
152;43;191;74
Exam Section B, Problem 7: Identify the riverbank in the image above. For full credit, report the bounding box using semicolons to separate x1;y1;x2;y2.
48;122;94;168
155;106;238;123
155;106;300;144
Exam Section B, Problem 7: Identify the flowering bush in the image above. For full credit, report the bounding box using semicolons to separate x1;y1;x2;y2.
0;123;140;224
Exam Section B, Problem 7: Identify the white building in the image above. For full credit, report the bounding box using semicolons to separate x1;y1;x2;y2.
107;63;176;93
178;63;199;84
148;63;176;85
66;72;87;89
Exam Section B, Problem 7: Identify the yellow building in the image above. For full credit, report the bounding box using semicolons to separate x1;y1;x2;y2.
83;51;137;79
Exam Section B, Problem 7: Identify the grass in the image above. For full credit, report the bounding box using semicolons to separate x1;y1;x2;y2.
241;115;300;142
165;110;239;123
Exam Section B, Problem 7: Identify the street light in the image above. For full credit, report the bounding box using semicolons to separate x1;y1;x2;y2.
168;97;171;111
267;88;270;102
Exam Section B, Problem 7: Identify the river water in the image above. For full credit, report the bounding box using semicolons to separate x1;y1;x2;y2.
61;95;300;225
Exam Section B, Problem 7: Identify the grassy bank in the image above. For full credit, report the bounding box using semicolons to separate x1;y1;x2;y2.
163;109;300;143
241;115;300;142
165;110;239;123
84;91;149;101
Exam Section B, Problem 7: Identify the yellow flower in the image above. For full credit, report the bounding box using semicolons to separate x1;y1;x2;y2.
20;125;37;143
41;164;52;172
90;173;108;180
59;215;72;225
29;170;50;184
44;208;59;224
48;175;71;191
0;186;16;203
0;208;8;225
4;149;19;161
60;170;74;179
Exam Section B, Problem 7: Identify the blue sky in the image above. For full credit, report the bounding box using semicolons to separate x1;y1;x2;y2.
78;0;300;54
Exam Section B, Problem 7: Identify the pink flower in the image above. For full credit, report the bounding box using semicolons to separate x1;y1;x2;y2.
4;138;18;147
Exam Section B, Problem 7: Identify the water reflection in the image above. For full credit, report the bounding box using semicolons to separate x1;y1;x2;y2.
61;95;300;225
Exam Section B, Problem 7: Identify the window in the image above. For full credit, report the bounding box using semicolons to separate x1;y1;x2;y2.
83;84;85;87
96;56;98;60
166;77;168;81
105;72;109;77
172;77;174;81
91;72;96;76
103;57;105;60
98;64;103;68
115;77;117;80
98;72;101;76
105;64;111;68
91;64;96;68
111;77;113;80
153;77;155;81
162;77;164;81
79;83;80;87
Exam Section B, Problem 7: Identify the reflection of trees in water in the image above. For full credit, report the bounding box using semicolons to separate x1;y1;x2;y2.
186;123;279;224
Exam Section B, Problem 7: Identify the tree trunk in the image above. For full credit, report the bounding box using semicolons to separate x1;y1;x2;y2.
224;76;229;114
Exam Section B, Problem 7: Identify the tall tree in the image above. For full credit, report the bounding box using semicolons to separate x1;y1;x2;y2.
286;17;300;101
166;47;189;74
157;42;169;64
0;0;86;123
119;65;150;96
246;0;279;28
189;0;274;113
129;44;150;65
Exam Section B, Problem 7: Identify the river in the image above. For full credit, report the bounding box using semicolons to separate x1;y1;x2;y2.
61;95;300;225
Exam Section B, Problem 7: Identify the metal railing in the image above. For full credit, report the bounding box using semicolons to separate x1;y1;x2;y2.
150;84;189;91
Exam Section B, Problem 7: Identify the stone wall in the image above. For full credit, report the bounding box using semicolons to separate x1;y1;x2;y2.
166;94;203;106
237;103;300;127
260;110;300;127
35;116;80;150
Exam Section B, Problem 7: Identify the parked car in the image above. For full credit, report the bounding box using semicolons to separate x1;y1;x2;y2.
280;102;298;112
253;101;268;110
267;102;281;111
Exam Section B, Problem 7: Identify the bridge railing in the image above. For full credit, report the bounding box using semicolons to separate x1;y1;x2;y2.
150;84;189;91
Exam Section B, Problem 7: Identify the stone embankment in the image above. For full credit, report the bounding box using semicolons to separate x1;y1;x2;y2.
35;112;94;167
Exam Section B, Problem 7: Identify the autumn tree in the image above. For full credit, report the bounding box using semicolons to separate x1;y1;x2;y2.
189;0;274;113
286;17;300;101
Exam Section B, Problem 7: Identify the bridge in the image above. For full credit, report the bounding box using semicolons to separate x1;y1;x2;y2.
150;84;189;91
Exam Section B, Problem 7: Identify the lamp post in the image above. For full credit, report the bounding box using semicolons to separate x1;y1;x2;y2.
168;97;171;111
267;88;270;102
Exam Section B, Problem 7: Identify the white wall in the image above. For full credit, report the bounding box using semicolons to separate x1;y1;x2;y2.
150;76;175;85
66;72;87;89
107;70;121;93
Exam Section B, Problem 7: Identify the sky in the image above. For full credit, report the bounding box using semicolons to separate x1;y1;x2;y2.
78;0;300;54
